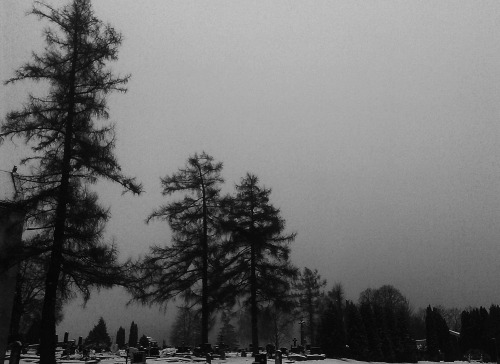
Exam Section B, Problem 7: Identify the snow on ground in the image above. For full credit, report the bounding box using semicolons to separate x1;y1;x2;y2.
3;356;482;364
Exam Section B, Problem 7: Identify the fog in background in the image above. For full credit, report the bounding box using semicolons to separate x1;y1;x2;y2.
3;0;500;344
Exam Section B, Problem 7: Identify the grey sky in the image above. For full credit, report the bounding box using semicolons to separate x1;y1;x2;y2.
3;0;500;344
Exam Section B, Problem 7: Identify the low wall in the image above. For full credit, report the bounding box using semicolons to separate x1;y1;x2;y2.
0;203;25;363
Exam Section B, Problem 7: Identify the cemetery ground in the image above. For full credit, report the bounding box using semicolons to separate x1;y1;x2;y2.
2;352;488;364
2;358;485;364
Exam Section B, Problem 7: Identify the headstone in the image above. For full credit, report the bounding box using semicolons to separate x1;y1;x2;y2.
259;353;267;364
310;347;321;355
64;332;69;344
253;353;266;364
9;341;22;364
194;347;203;357
129;349;145;364
128;346;137;362
274;350;282;364
266;344;275;357
203;343;212;354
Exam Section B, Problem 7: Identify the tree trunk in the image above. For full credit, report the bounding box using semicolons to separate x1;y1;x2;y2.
39;12;78;364
9;273;24;340
249;179;258;356
199;165;209;346
250;241;258;356
38;115;73;364
308;303;314;346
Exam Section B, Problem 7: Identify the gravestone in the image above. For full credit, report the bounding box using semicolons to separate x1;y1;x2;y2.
310;347;322;355
9;341;22;364
274;350;282;364
253;353;267;364
129;348;146;364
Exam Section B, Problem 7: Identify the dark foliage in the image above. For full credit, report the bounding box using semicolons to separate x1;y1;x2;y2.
128;321;138;347
217;311;238;350
85;317;111;350
9;259;64;343
373;304;395;362
359;300;384;361
394;306;418;362
116;327;125;348
460;306;500;362
170;302;201;348
344;300;370;361
295;267;326;346
318;294;346;358
426;306;441;360
220;173;297;354
139;335;149;348
409;308;426;341
258;297;298;350
356;285;416;362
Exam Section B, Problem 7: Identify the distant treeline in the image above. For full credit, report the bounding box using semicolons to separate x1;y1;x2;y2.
303;282;500;363
20;282;499;364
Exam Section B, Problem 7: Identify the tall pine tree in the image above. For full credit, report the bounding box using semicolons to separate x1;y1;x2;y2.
85;317;111;350
131;152;223;345
129;321;138;347
1;1;141;363
116;327;126;348
221;173;297;355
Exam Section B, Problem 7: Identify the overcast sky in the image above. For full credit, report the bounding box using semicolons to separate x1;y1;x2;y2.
3;0;500;344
